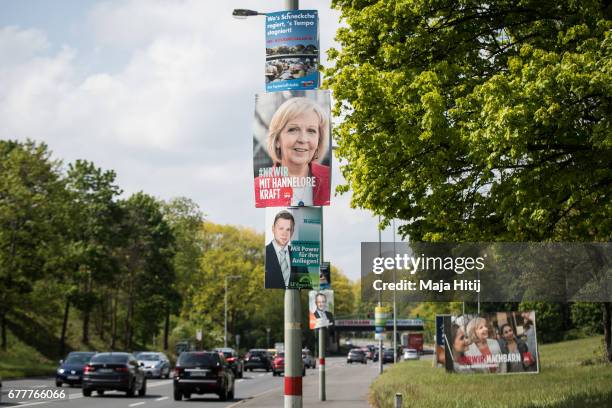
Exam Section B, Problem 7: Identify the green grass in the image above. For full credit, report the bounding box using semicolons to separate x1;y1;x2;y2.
0;332;57;379
369;337;612;408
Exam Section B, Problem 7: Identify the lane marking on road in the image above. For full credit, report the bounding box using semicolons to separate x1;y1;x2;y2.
15;402;48;407
226;386;282;408
128;403;145;407
155;396;168;402
146;380;172;388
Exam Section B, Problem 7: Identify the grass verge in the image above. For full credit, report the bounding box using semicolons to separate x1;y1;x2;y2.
0;332;56;379
369;336;612;408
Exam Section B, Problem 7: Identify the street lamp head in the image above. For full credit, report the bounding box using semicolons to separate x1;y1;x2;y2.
232;9;263;19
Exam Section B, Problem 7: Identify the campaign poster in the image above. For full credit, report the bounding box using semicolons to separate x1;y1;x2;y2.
319;261;331;290
253;91;332;208
444;311;539;374
265;10;319;92
264;207;321;289
308;290;334;329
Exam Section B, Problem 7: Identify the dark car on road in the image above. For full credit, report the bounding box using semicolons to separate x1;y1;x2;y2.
347;348;367;364
213;348;244;379
173;351;235;401
244;349;272;372
82;352;146;397
56;351;96;387
382;349;395;364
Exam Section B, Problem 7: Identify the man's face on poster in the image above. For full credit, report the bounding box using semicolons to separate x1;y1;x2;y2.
273;218;293;247
315;294;326;312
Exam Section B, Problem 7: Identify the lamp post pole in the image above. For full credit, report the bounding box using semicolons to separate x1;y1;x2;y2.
378;216;383;374
393;219;397;364
224;275;242;348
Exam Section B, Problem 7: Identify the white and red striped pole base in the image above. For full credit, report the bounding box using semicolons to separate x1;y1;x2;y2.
318;326;326;401
284;289;302;408
284;376;303;406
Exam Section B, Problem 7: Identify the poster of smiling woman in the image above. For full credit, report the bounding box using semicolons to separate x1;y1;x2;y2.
253;90;332;208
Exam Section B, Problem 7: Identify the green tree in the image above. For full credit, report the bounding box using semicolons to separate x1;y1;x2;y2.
326;0;611;359
118;192;176;350
64;160;122;347
0;140;69;350
330;266;356;318
162;197;205;350
188;222;267;349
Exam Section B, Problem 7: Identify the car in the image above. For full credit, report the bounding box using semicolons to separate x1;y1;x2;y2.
272;352;284;376
272;352;306;377
302;349;316;369
82;352;146;397
403;348;419;361
56;351;96;387
172;351;235;401
214;348;244;379
347;348;367;364
382;349;395;364
136;352;171;378
366;345;377;360
360;346;372;360
244;349;272;372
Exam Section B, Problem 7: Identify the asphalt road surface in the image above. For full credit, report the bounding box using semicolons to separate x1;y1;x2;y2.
1;368;282;408
0;357;380;408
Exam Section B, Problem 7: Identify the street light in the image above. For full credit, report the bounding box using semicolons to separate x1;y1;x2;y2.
266;327;271;348
225;275;242;348
232;8;265;19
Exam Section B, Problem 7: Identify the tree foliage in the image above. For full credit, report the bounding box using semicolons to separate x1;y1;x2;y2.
326;0;611;357
0;140;69;350
326;0;611;242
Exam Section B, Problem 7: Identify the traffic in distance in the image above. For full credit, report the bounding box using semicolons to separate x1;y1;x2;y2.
46;346;322;402
1;341;431;405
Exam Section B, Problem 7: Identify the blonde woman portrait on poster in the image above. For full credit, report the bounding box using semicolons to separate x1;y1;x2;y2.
465;317;506;373
254;97;330;207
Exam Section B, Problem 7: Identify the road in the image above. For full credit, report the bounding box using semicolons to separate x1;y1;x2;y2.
0;357;380;408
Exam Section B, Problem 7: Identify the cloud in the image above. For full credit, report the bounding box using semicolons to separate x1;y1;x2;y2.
0;1;374;281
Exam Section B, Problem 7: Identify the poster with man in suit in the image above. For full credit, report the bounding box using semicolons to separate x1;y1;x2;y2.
265;207;321;289
308;290;334;329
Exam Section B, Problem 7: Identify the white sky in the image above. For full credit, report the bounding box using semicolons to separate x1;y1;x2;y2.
0;0;400;282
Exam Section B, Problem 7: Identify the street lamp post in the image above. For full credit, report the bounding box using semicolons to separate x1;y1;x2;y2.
266;327;271;348
225;275;242;348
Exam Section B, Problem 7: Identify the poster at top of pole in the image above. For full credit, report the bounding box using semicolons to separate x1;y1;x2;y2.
265;10;319;92
253;90;332;208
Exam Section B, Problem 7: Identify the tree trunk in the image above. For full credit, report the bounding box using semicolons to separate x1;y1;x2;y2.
82;310;90;344
111;292;117;350
604;302;612;363
97;294;106;342
82;274;91;344
124;281;134;350
164;307;170;351
60;299;70;356
1;311;7;351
